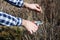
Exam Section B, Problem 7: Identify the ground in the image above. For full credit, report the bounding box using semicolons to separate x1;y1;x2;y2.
0;0;60;40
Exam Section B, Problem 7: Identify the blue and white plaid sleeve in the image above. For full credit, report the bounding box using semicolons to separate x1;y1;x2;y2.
5;0;24;7
0;12;22;26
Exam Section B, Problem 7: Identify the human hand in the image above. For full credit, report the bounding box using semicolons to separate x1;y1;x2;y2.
24;2;42;12
22;19;38;34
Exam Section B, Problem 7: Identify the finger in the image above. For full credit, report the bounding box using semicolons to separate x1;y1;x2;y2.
35;4;40;9
35;8;41;12
36;4;43;12
31;26;36;32
32;26;38;32
34;25;38;31
29;30;33;34
27;28;33;34
40;7;43;13
32;27;37;32
32;23;38;30
32;28;37;33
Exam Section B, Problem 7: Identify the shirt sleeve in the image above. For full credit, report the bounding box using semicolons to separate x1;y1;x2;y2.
5;0;24;7
0;12;22;26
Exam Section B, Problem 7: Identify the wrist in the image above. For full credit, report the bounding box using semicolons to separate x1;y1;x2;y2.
22;19;27;26
24;2;29;8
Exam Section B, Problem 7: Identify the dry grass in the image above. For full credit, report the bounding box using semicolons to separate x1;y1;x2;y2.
0;0;60;40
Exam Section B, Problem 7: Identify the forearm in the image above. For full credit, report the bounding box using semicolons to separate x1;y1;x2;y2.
5;0;24;7
0;12;22;26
